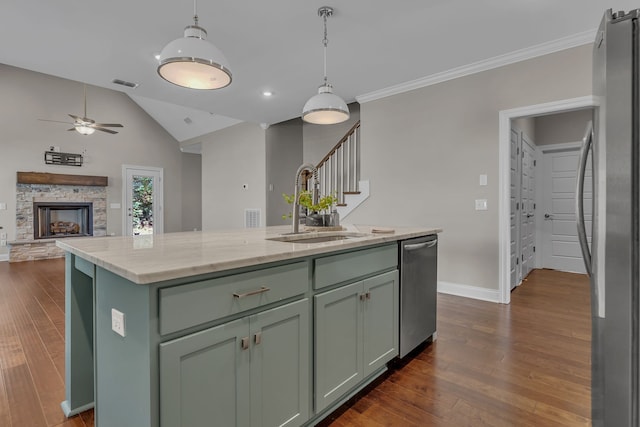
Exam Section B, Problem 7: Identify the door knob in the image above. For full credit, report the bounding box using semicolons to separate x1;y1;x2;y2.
544;213;553;220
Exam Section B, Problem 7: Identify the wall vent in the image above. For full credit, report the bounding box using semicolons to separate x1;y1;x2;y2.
112;79;139;89
244;209;261;228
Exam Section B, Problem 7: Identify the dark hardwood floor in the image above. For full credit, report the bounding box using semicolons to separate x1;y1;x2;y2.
0;260;590;426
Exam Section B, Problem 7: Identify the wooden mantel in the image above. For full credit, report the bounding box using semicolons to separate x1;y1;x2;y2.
17;172;108;187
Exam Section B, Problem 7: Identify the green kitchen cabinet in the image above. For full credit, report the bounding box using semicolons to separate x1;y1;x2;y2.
314;270;398;412
160;298;310;427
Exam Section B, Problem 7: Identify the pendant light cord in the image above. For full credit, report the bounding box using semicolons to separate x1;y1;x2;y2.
193;0;199;26
322;10;328;85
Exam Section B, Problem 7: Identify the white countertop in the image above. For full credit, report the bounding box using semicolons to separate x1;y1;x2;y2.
56;224;442;284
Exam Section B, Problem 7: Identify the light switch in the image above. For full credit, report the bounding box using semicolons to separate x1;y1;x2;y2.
479;174;487;186
475;199;488;211
0;202;6;210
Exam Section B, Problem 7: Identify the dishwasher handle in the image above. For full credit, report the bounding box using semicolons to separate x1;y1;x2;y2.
404;240;437;251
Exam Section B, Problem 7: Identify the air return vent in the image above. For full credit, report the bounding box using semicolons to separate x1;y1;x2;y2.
112;79;139;89
244;209;261;228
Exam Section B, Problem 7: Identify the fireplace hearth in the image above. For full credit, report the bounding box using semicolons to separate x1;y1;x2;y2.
33;202;93;239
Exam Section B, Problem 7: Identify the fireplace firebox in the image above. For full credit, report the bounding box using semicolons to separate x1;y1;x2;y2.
33;202;93;239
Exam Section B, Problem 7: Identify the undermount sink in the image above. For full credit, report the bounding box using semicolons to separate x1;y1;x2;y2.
266;232;369;244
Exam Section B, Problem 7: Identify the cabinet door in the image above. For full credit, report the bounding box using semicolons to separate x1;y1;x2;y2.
363;270;399;377
314;282;363;412
250;299;310;427
159;318;251;427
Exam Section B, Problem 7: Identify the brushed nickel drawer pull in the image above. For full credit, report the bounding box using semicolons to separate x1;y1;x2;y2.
233;286;271;299
241;337;250;350
254;332;262;345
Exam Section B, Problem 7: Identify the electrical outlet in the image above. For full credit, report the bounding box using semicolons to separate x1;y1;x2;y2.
475;199;488;211
0;232;6;239
0;240;6;247
111;308;126;337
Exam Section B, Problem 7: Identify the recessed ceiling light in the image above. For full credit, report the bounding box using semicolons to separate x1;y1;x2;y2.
263;91;273;97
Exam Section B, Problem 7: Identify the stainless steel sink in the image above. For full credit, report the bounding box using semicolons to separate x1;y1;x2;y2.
266;232;369;244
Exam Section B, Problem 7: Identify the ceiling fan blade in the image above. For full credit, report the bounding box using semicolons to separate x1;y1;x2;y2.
93;123;123;128
38;119;73;124
68;114;81;121
94;127;118;134
67;128;76;131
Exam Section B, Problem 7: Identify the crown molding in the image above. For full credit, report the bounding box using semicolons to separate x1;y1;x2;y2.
356;29;596;104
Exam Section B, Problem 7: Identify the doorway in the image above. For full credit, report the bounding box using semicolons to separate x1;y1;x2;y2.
499;96;597;304
122;165;164;236
539;143;592;274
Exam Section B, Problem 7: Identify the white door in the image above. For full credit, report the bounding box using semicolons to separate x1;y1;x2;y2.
540;146;592;273
509;129;520;290
520;134;536;279
123;165;164;236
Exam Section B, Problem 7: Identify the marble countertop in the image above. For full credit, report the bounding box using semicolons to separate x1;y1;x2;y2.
56;224;442;284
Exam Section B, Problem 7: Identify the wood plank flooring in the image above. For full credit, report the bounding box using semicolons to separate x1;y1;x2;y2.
0;260;590;426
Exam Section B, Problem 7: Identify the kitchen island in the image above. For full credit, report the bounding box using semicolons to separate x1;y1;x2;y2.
57;224;441;427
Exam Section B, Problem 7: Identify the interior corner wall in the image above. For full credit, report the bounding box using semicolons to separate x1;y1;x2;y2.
181;152;202;231
303;102;361;165
200;122;266;230
512;117;536;141
534;108;594;145
0;63;185;258
265;119;303;226
346;44;593;292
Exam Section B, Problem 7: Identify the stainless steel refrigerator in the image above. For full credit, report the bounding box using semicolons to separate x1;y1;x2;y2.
577;8;640;427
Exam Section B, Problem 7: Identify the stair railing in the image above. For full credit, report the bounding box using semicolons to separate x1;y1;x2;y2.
305;121;361;206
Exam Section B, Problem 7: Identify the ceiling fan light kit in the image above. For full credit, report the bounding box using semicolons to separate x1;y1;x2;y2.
302;6;349;125
157;1;232;90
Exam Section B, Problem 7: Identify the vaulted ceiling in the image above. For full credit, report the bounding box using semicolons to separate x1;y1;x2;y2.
1;1;636;142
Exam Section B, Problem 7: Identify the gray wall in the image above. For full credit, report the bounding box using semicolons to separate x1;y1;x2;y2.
512;117;536;141
200;122;266;230
534;108;594;145
347;44;593;291
265;119;303;226
303;103;361;165
0;64;191;257
181;153;202;231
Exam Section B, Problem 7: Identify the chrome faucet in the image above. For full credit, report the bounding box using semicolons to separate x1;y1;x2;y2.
292;163;319;234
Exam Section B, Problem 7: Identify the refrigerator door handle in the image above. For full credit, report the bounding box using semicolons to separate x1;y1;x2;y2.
576;121;593;277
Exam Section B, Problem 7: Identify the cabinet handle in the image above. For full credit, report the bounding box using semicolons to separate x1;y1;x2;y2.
254;332;262;345
366;292;371;300
360;293;366;301
241;336;250;350
233;286;271;299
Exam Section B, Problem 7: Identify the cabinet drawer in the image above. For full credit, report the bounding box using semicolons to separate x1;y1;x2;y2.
314;244;398;290
159;262;308;335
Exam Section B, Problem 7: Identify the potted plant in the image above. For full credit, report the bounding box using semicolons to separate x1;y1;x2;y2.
282;190;338;226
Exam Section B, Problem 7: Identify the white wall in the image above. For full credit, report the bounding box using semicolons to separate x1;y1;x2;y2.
0;64;190;258
200;122;266;230
181;152;202;231
347;44;593;292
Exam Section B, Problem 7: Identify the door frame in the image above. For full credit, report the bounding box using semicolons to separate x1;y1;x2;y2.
121;164;164;236
498;95;596;304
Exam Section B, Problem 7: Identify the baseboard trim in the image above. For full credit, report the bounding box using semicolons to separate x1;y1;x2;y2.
0;253;9;262
438;281;501;303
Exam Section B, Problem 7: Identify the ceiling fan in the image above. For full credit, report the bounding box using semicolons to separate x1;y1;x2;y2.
39;85;124;135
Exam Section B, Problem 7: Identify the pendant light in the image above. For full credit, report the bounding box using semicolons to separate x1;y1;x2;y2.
302;6;350;125
157;0;232;90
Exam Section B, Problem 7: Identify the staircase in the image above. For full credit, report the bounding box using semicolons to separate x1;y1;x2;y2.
306;120;369;219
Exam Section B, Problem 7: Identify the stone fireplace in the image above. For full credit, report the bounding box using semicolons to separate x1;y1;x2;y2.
10;172;108;262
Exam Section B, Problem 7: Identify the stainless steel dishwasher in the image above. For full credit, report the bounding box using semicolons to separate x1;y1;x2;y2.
399;235;438;358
